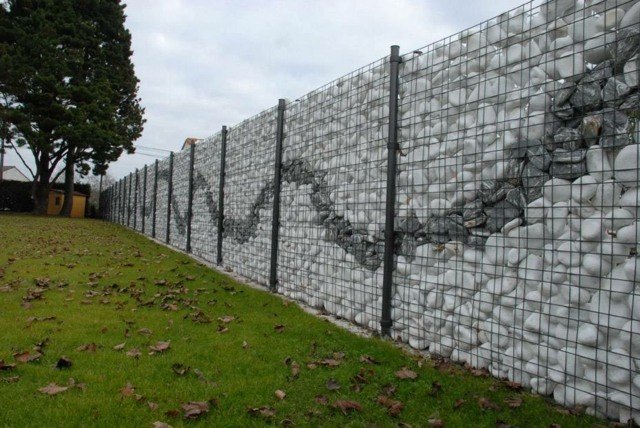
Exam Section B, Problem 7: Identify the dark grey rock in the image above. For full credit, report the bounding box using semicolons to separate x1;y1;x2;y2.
554;127;584;150
553;148;587;163
396;234;417;258
583;60;614;84
447;214;468;241
506;186;528;210
504;159;525;185
570;81;602;112
599;108;634;149
484;200;522;233
512;139;534;159
552;82;577;120
397;212;422;234
619;92;639;112
521;162;550;202
579;114;603;146
479;181;515;205
549;161;587;179
527;141;552;171
602;77;632;106
608;25;640;72
427;216;449;236
463;199;486;228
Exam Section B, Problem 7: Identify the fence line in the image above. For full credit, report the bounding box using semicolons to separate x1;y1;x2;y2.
101;0;640;423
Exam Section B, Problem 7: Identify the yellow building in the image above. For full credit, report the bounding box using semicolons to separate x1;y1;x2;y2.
47;189;87;218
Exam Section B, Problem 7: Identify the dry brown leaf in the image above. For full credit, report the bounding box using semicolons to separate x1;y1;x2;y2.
138;328;153;336
172;363;190;376
274;389;286;400
120;383;135;397
113;342;126;351
326;378;341;391
274;324;285;333
39;383;68;395
381;383;397;397
126;348;141;358
315;395;328;405
148;402;159;411
76;343;98;352
321;358;341;367
428;418;444;427
0;360;16;371
182;401;211;419
218;315;235;324
55;356;72;369
359;354;379;364
247;406;276;418
290;361;300;378
13;350;42;363
377;395;404;417
478;397;500;411
504;397;522;408
504;381;522;391
395;367;418;380
152;421;171;428
1;375;20;383
149;341;171;354
428;381;443;396
333;400;362;415
242;341;249;349
454;398;465;409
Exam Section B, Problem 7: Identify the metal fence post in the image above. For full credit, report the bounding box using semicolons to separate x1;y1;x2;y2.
269;100;286;292
217;126;228;265
133;170;138;230
186;143;195;253
152;160;158;238
166;152;174;244
142;165;147;233
380;45;401;337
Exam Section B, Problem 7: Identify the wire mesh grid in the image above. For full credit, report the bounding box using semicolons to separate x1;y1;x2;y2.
154;155;171;243
277;58;391;329
167;149;190;251
396;0;639;420
190;133;222;263
133;169;142;232
220;107;278;285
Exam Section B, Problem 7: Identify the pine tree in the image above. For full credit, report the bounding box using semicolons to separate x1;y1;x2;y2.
0;0;145;214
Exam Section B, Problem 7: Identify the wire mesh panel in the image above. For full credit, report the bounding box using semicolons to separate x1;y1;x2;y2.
221;108;278;286
133;170;142;232
278;59;390;329
168;149;190;251
397;0;640;422
190;133;222;263
143;165;155;237
155;156;170;242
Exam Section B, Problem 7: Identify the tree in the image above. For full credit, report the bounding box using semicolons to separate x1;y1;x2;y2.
0;0;144;214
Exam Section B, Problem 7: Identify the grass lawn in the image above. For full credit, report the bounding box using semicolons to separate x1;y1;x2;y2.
0;214;609;427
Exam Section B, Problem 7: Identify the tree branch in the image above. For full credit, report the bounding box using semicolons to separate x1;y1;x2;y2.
6;140;36;178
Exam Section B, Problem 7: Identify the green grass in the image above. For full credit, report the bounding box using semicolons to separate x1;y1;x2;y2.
0;214;608;427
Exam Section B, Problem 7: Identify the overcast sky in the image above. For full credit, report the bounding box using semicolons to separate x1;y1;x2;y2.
4;0;520;180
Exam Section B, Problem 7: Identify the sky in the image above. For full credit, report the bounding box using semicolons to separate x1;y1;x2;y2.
4;0;521;180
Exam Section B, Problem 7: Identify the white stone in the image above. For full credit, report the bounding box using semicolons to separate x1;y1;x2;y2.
519;254;544;283
615;144;640;188
593;180;622;212
486;276;518;295
543;178;572;203
619;188;640;217
582;252;612;277
557;241;581;267
525;197;546;224
620;2;640;29
571;175;598;203
584;32;615;64
580;217;604;241
577;323;600;346
623;257;640;282
618;222;640;247
620;320;640;355
603;208;634;231
586;146;614;182
557;52;585;79
595;8;624;32
601;265;634;294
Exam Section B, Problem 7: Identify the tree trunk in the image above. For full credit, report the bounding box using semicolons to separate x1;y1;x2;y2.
60;150;75;216
32;155;51;215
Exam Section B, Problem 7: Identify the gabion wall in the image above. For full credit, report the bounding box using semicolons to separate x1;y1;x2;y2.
102;0;640;423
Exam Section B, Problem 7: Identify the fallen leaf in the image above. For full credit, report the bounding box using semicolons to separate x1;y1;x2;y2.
478;397;500;411
55;356;72;369
0;360;16;371
149;341;171;354
306;362;317;370
217;325;228;334
76;343;98;352
496;420;515;428
428;381;443;396
275;389;286;400
113;342;126;351
314;395;328;405
1;375;20;383
121;383;135;397
138;328;153;336
470;368;489;377
126;348;141;358
377;395;404;416
428;418;444;427
326;378;341;391
504;397;522;408
217;315;235;324
148;402;159;411
13;350;42;363
182;401;212;419
247;406;276;418
381;384;397;397
242;341;249;349
39;383;68;395
274;324;285;333
172;363;190;376
333;400;362;415
154;279;167;286
505;381;522;391
152;421;171;428
320;358;341;367
290;361;300;378
395;367;418;380
454;398;465;409
359;355;379;364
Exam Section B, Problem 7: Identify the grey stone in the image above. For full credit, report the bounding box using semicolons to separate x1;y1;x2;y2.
570;81;602;112
463;199;486;228
608;24;640;72
552;82;577;120
396;234;417;258
549;161;587;179
599;108;634;149
398;212;422;234
427;216;449;236
583;60;614;84
479;181;515;205
504;159;525;185
484;200;522;233
526;141;552;172
521;162;550;202
506;186;528;210
579;114;603;146
554;127;584;150
553;148;587;163
602;77;632;106
619;91;639;112
447;214;468;241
